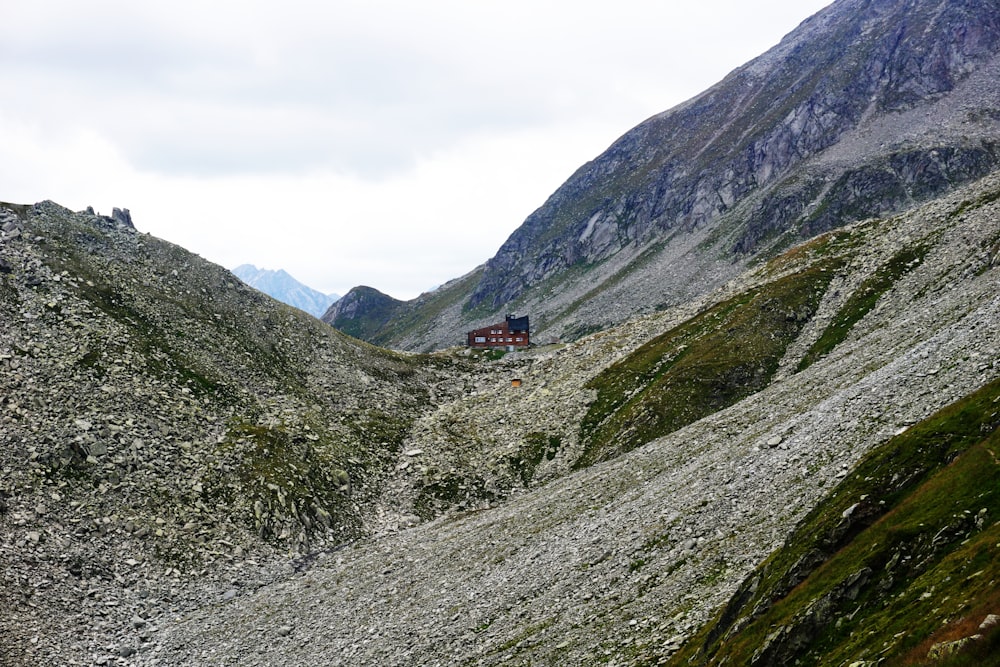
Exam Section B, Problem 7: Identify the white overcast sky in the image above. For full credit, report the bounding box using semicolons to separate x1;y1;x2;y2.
1;0;832;299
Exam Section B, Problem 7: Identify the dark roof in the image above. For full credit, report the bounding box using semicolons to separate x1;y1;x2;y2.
505;314;529;332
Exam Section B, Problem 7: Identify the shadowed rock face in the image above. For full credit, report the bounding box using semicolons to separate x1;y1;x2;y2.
330;0;1000;352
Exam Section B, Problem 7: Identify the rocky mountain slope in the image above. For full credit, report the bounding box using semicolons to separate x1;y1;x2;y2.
3;2;1000;664
328;0;1000;352
232;264;338;318
0;202;470;665
321;285;406;342
2;171;998;666
140;168;998;665
671;376;1000;665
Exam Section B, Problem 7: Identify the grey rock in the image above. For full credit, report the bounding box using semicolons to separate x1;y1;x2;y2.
144;173;1000;666
111;207;133;228
1;6;999;667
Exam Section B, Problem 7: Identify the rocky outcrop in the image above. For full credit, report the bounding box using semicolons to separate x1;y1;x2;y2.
111;207;134;229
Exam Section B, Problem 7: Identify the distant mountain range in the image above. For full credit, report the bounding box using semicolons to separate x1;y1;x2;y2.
232;264;338;318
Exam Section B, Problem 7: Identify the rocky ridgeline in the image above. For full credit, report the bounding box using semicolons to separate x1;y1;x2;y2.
142;174;999;665
328;0;1000;352
0;202;466;665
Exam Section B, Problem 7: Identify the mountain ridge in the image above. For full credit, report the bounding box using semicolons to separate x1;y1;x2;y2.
1;169;998;666
327;0;1000;351
232;263;339;318
3;0;1000;664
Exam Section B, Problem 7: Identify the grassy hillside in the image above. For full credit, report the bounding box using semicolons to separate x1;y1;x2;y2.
668;377;1000;666
575;259;841;468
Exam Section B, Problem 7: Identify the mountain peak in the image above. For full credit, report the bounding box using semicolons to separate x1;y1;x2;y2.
231;264;338;318
328;0;1000;352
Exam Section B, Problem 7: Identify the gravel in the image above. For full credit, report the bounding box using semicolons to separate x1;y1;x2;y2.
1;171;998;665
149;175;1000;665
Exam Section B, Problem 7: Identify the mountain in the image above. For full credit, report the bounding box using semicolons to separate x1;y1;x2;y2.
232;263;338;318
0;202;458;665
320;285;405;341
3;176;999;666
147;170;1000;665
3;1;1000;665
328;0;1000;351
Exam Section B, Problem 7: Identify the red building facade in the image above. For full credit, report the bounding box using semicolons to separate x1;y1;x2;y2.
467;314;530;349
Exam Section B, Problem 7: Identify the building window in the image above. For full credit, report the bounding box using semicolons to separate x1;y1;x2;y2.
515;337;523;342
475;336;486;343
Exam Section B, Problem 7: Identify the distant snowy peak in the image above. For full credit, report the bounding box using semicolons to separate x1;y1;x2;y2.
232;264;339;318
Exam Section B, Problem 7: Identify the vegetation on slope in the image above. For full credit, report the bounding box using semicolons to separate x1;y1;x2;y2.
799;240;931;371
324;285;405;342
7;203;434;556
574;260;842;469
326;269;483;350
667;377;1000;666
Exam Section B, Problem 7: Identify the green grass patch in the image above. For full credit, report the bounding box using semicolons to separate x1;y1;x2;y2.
573;261;840;468
667;376;1000;666
798;241;931;371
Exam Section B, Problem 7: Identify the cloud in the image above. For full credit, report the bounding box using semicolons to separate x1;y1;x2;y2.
0;0;833;300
